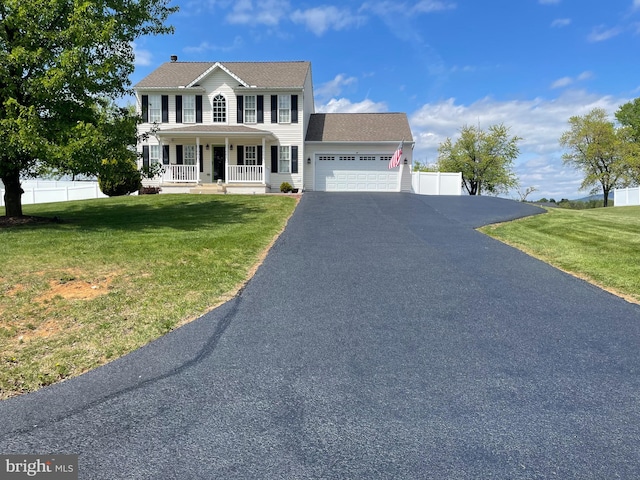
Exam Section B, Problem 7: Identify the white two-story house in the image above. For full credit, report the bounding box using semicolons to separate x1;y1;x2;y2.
135;58;413;193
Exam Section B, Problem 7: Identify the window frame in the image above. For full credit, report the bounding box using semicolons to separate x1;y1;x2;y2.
184;145;197;165
279;146;291;173
244;95;257;124
212;94;226;123
149;145;161;165
278;95;291;124
183;95;196;124
148;95;162;123
245;146;257;166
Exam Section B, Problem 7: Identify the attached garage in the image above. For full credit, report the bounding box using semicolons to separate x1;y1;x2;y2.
304;113;414;193
314;154;399;192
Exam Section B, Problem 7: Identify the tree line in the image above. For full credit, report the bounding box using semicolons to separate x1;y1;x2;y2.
415;100;640;206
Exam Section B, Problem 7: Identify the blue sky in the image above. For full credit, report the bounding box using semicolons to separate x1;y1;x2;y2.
131;0;640;199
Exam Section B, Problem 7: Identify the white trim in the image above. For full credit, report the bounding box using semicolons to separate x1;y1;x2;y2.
187;62;249;88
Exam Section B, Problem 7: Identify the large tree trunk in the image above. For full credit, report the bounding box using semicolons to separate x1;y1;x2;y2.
1;169;24;217
603;188;610;207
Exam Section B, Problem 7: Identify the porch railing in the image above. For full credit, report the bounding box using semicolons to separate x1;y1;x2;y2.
228;165;264;183
163;165;198;183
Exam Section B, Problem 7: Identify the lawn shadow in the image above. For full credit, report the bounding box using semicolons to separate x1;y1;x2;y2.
2;195;285;233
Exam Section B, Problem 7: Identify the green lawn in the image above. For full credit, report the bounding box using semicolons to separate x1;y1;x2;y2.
0;194;298;398
480;206;640;303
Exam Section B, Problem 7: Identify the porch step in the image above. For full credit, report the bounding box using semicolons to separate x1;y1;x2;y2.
190;184;227;194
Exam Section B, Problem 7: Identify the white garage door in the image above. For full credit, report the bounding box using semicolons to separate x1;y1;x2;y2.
315;154;400;192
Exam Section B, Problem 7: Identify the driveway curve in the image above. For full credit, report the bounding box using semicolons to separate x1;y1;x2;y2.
2;193;640;479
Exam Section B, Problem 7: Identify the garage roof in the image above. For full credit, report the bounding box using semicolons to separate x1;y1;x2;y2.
305;113;413;142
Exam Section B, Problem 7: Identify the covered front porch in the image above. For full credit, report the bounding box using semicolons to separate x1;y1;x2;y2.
145;125;276;192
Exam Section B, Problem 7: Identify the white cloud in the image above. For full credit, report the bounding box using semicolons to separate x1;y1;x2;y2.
317;98;388;113
290;6;365;36
227;0;290;26
359;0;455;18
315;74;358;101
551;18;571;28
634;0;640;10
183;37;244;53
588;25;623;42
132;43;152;67
550;71;592;89
408;91;629;198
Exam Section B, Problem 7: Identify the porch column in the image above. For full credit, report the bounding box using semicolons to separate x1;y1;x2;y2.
225;137;229;183
196;137;201;184
262;137;266;185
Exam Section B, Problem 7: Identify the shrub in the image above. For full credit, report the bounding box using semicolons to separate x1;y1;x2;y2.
280;181;293;193
98;158;142;196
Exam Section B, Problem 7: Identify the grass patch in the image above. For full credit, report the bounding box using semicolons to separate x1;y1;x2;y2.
0;194;298;399
480;206;640;303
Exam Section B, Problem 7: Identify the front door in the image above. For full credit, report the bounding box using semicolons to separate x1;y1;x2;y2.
213;146;225;182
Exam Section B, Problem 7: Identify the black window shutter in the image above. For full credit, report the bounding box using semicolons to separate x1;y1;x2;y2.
199;145;204;172
237;95;243;123
257;146;263;166
291;146;299;174
142;145;150;169
175;95;182;123
176;145;183;165
271;95;278;123
162;145;170;165
237;145;244;165
271;145;278;173
161;95;169;123
141;95;149;122
291;95;298;124
196;95;203;123
257;95;264;123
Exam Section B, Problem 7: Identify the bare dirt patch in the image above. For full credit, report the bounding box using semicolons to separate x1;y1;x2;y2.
36;274;115;303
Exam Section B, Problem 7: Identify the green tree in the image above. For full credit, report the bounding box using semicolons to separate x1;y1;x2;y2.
616;97;640;143
0;0;177;217
437;124;521;195
559;108;630;207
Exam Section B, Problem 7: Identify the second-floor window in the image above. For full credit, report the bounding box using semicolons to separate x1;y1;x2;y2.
278;95;291;123
149;95;162;123
183;95;196;123
244;95;256;123
213;94;226;123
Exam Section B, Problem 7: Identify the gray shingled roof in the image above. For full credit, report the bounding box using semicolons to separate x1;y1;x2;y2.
135;61;311;89
305;113;413;142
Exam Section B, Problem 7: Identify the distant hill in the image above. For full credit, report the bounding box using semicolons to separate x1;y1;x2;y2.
573;194;605;202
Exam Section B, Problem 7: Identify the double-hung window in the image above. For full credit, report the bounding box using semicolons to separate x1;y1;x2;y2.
148;95;161;123
183;95;196;123
184;145;197;165
278;95;291;123
279;146;290;173
149;145;161;165
244;95;256;123
245;146;257;166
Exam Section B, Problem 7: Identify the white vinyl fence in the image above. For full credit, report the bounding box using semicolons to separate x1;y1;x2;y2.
412;171;462;196
0;180;107;207
614;187;640;207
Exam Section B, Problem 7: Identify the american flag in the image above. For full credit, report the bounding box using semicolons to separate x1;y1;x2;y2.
388;140;403;169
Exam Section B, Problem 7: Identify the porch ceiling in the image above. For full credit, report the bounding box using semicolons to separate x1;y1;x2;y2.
155;125;276;140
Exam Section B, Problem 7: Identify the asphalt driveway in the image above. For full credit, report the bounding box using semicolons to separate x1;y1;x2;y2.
2;192;640;479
